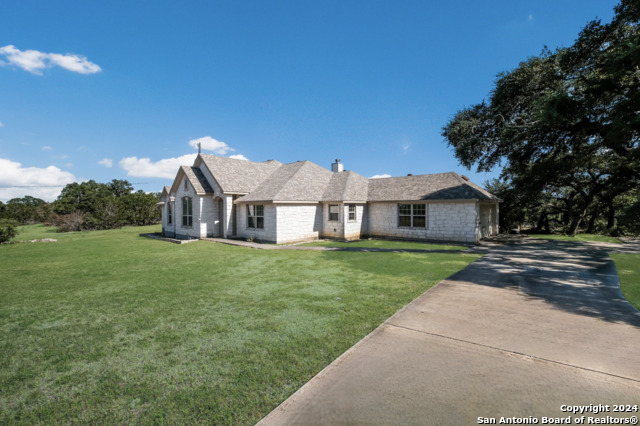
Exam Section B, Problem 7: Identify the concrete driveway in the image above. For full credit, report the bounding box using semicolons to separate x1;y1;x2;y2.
259;238;640;425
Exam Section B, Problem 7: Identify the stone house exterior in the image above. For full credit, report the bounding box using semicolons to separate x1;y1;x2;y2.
158;154;499;244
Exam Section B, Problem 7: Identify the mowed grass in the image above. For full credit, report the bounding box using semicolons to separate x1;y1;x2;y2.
527;233;622;243
0;225;480;424
299;239;468;251
610;254;640;311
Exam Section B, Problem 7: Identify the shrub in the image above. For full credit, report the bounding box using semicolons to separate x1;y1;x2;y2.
53;211;86;233
0;219;19;243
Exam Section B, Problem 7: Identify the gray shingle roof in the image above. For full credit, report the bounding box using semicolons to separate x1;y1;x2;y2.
198;154;282;193
182;166;215;194
368;172;498;201
168;154;498;203
237;161;334;203
322;170;369;202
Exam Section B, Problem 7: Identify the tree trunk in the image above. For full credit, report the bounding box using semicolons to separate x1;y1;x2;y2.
607;204;616;230
586;213;597;234
536;212;547;232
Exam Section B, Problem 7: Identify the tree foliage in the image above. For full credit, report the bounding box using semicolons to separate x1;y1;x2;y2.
0;179;161;232
443;0;640;235
52;179;160;231
0;219;19;243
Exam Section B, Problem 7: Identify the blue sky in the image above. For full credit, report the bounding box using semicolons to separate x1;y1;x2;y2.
0;0;618;202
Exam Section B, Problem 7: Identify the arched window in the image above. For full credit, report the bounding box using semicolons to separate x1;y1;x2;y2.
182;197;193;227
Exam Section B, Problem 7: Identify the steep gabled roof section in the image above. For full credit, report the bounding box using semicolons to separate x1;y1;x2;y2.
368;172;499;202
322;170;369;202
198;154;282;193
169;166;214;195
237;161;334;203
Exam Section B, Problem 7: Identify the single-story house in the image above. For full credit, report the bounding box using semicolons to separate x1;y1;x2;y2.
158;154;499;244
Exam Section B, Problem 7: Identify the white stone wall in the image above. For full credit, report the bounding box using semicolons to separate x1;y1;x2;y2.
322;202;343;239
236;204;278;242
174;176;200;239
368;201;479;243
220;195;235;238
343;203;366;240
275;204;323;244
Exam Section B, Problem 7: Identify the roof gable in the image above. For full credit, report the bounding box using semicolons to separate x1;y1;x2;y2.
238;161;334;203
197;154;282;193
322;170;369;202
169;166;214;195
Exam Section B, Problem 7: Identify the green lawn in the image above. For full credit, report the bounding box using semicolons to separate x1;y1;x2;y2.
610;254;640;311
299;239;468;251
0;225;480;424
527;233;622;243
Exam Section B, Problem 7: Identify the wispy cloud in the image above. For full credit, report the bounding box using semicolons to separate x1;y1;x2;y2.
0;157;76;202
42;145;52;151
370;174;391;179
119;154;197;179
402;143;411;154
98;158;113;168
0;122;4;127
0;45;101;75
228;154;248;161
188;136;233;155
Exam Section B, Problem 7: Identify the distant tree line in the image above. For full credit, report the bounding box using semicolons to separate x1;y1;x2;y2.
0;179;161;234
443;0;640;236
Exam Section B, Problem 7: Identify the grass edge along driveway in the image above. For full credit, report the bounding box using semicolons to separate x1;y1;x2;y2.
0;225;480;425
610;253;640;311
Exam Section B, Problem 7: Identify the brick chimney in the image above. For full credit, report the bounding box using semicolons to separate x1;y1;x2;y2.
331;159;344;172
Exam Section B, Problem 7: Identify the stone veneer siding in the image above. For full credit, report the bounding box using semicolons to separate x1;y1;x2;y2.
236;204;278;243
235;203;323;244
343;203;366;240
275;204;323;244
367;201;479;243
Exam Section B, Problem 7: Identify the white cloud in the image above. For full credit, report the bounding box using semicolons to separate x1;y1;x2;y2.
98;158;113;168
0;45;101;75
370;174;391;179
0;158;76;202
119;154;197;179
42;145;52;151
188;136;233;155
402;143;411;154
0;122;4;127
229;154;249;161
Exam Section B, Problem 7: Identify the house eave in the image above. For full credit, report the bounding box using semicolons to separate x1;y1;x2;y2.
368;198;490;203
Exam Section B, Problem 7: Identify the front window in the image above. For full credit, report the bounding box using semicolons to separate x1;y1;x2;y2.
182;197;193;227
348;204;356;222
329;204;339;222
247;204;264;229
167;203;172;225
398;204;426;228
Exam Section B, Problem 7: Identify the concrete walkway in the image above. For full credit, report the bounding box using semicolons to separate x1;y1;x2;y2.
259;238;640;425
201;237;471;253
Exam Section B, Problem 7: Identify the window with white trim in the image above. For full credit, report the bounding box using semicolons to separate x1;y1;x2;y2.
247;204;264;229
182;197;193;227
348;204;356;222
167;203;172;225
329;204;339;222
398;204;426;228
